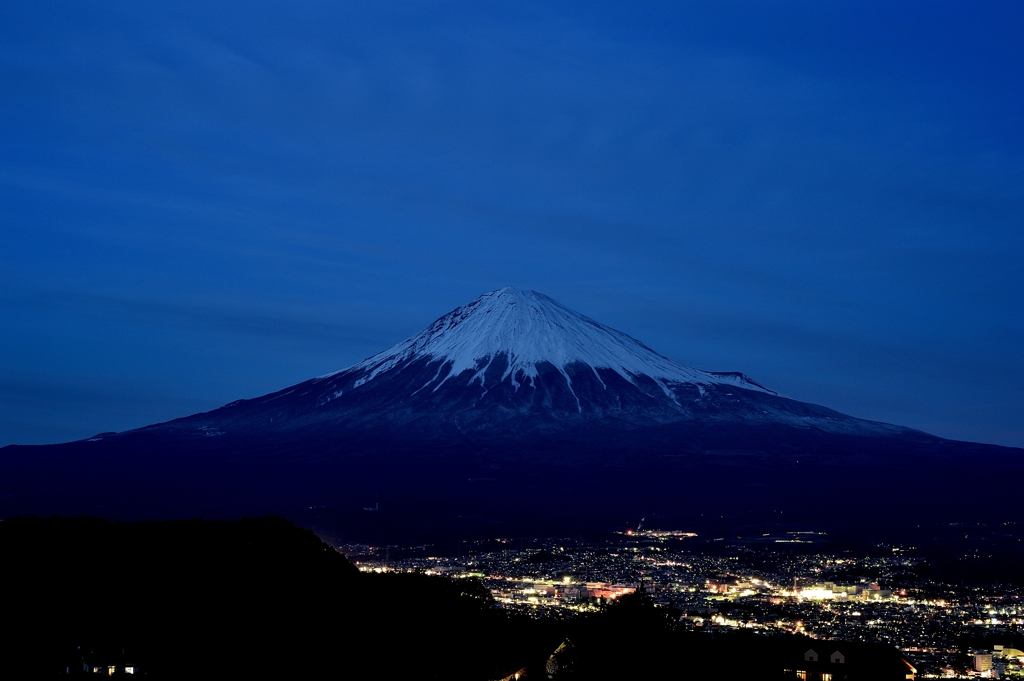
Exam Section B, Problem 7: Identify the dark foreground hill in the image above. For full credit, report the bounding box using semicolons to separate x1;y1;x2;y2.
2;288;1021;533
1;516;552;679
1;517;916;680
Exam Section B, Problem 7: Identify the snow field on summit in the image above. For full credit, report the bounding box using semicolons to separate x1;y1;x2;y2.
329;287;775;397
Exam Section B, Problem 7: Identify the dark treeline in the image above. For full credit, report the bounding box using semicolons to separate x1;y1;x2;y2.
1;517;909;679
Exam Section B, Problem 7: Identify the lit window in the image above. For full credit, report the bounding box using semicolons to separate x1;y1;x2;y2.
125;667;135;675
823;675;832;681
796;671;807;680
108;666;116;676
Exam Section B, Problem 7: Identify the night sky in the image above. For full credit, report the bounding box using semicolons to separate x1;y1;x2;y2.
2;2;1022;448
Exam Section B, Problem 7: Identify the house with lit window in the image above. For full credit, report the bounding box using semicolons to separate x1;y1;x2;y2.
780;638;916;681
67;644;138;677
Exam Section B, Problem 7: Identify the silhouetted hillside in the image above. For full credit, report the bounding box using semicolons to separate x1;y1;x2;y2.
0;517;558;679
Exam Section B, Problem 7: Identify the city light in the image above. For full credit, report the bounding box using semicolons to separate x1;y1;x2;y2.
340;533;1024;678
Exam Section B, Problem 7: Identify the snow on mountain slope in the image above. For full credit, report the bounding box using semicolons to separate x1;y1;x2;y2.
174;286;918;439
322;287;776;402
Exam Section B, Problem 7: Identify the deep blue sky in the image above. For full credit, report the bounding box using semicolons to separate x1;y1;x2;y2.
2;1;1022;448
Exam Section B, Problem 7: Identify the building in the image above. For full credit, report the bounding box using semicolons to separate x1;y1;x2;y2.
779;637;916;681
994;646;1024;660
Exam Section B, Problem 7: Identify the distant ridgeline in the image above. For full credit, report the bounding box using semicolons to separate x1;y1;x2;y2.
3;287;1022;531
2;517;916;680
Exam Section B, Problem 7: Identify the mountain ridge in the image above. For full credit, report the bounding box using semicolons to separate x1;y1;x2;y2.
327;286;777;400
146;286;909;439
1;287;1020;531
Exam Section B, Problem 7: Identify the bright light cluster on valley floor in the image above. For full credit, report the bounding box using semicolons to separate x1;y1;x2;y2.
341;527;1024;679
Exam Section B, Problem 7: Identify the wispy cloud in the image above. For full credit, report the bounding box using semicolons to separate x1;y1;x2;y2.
1;0;1021;446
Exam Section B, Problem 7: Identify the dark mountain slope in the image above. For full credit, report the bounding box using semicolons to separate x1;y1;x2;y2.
1;287;1020;531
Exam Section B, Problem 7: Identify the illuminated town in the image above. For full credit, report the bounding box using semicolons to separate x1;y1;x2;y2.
343;527;1024;679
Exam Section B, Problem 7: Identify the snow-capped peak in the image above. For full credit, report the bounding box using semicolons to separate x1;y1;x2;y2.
326;287;775;397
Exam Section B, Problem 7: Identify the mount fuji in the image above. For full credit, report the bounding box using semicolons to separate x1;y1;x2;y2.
166;287;907;437
1;287;1020;533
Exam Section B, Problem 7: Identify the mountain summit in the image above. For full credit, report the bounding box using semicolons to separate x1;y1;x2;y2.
334;286;774;403
1;288;1020;530
189;286;898;435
